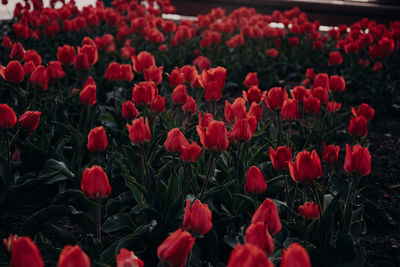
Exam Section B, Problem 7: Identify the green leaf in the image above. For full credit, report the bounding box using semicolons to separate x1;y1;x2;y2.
102;213;134;233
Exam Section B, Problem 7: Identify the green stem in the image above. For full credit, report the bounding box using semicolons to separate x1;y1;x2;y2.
199;154;215;200
140;145;150;191
236;142;242;190
343;176;357;234
311;182;323;218
96;199;101;243
5;130;10;186
277;112;282;146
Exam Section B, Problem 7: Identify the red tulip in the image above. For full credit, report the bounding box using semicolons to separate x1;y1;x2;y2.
171;84;188;104
224;98;246;123
196;120;229;152
298;201;319;220
226;34;244;48
182;96;197;114
132;81;158;106
164;128;189;153
230;117;255;142
281;99;299;120
78;44;98;65
122;101;139;120
23;61;35;76
243;85;262;103
126;117;151;144
168;68;185;87
373;61;382;72
10;236;44;267
245;222;274;255
312;73;330;90
57;45;75;65
193;55;210;71
246;166;267;194
4;61;25;83
311;86;329;105
243;72;258;87
327;101;341;113
18;111;41;131
132;51;155;73
144;65;163;85
280;242;311;267
267;48;279;58
183;199;212;235
47;61;65;81
306;68;315;79
2;35;13;49
116;248;144;267
201;66;227;101
269;146;292;172
10;42;25;59
303;95;320;114
74;53;90;70
30;65;48;90
0;104;17;129
348;116;368;138
157;228;195;267
329;75;345;93
180;65;198;85
251;198;281;235
328;51;343;66
58;245;90;267
81;165;111;199
87;126;108;152
352;103;374;121
322;141;340;165
151;95;166;113
248;102;262;122
289;150;322;183
80;85;96;106
264;87;288;111
288;37;299;47
291;86;310;103
227;243;273;267
198;112;214;128
344;144;371;176
24;49;42;66
180;142;202;163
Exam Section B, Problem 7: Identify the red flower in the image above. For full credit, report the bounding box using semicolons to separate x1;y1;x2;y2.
348;116;368;138
327;101;341;113
352;103;374;121
243;86;262;103
164;128;189;153
18;111;41;131
226;34;244;48
180;142;202;162
80;85;96;106
10;236;44;267
116;248;144;267
288;37;299;47
10;42;25;59
78;44;98;65
227;243;273;267
373;61;382;72
144;65;163;85
230;117;255;142
312;73;329;90
201;66;227;101
298;202;319;220
193;55;210;71
2;35;13;49
122;101;139;120
264;87;288;111
180;65;198;85
251;198;281;235
328;51;343;66
120;64;134;82
58;245;90;267
24;50;42;66
306;68;315;79
87;126;108;152
47;61;65;81
57;45;75;65
4;61;25;83
248;102;263;122
243;72;258;87
0;104;17;129
131;81;158;105
30;65;48;90
245;222;274;255
224;98;246;123
132;51;155;73
291;86;310;103
311;86;329;105
303;95;320;114
151;95;166;113
344;144;371;176
281;99;299;120
267;48;279;58
196;120;229;152
246;166;267;194
157;228;195;267
199;112;214;128
329;75;345;93
168;68;185;87
183;199;212;235
269;146;292;172
126;117;151;144
289;150;322;183
171;84;188;104
81;165;111;199
280;243;311;267
182;96;197;114
105;62;121;81
322;142;340;165
23;61;35;76
74;53;90;70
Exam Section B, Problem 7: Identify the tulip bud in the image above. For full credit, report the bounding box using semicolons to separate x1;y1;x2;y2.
348;116;368;138
0;104;17;129
193;55;210;71
47;61;65;81
251;198;281;235
81;165;111;199
120;64;134;82
182;96;197;114
289;150;322;183
105;62;121;81
132;81;158;106
10;42;25;59
57;45;75;65
171;84;188;105
280;242;311;267
126;117;151;144
151;95;166;113
245;166;267;194
196;120;229;152
328;51;343;66
264;87;288;111
329;75;345;93
144;65;163;85
344;144;371;176
291;86;310;103
243;85;262;103
322;142;340;165
312;73;329;90
164;128;189;153
202;66;227;102
4;61;25;83
180;142;202;163
198;112;214;128
80;85;96;106
87;126;108;152
183;199;213;235
303;95;320;114
10;236;44;267
298;201;319;220
58;245;90;267
227;243;274;267
327;101;341;113
131;51;155;73
224;98;246;123
116;248;144;267
269;146;292;172
30;65;48;90
352;103;374;121
281;99;299;121
243;72;258;87
18;111;41;131
245;222;274;255
122;101;139;120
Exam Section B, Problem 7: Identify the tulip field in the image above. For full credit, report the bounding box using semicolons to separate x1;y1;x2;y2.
1;0;400;266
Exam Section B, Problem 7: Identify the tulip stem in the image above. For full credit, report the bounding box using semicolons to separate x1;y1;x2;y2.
276;112;282;146
199;154;215;200
140;145;150;190
96;199;101;243
113;85;117;118
343;176;357;234
236;141;242;190
303;185;308;247
283;173;290;206
4;130;10;186
311;182;323;219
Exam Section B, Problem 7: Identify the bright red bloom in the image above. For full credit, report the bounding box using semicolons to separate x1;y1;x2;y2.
157;228;195;267
132;81;158;105
182;96;197;114
329;75;345;93
246;166;267;194
171;84;188;104
30;65;48;90
10;42;25;59
144;65;163;85
269;145;292;172
47;61;65;81
322;142;340;165
202;66;227;101
280;243;311;267
87;126;108;152
231;117;255;142
225;98;246;123
281;99;299;120
168;68;185;87
0;104;17;129
327;101;341;113
151;95;166;113
18;111;41;131
57;45;75;65
122;101;139;120
291;86;310;103
105;62;121;81
132;51;155;73
183;199;212;235
267;48;279;58
289;150;322;183
198;112;214;129
251;198;281;235
80;85;96;106
348;116;368;138
227;243;273;267
328;51;343;66
344;144;371;176
4;61;24;83
298;201;319;220
180;142;202;163
58;245;90;267
196;120;229;152
303;95;320;114
312;73;330;90
164;128;189;153
180;65;198;85
193;55;210;71
245;222;274;255
126;117;151;144
248;102;263;122
81;165;111;199
352;103;374;121
243;72;258;87
10;236;44;267
78;44;98;65
264;87;288;111
311;86;329;105
243;86;262;103
116;248;144;267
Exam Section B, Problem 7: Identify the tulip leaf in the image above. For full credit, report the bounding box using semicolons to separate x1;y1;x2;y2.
102;213;134;233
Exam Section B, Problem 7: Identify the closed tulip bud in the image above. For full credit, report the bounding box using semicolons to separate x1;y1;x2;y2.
280;242;311;267
116;248;144;267
243;85;262;103
127;117;151;144
224;98;246;123
243;72;258;87
4;61;25;83
328;51;343;66
81;166;111;199
74;53;90;70
246;166;267;194
303;95;320;114
183;199;212;235
267;48;279;58
10;42;25;59
80;85;96;106
291;86;310;103
180;65;198;85
322;142;340;165
23;61;35;76
201;66;227;101
269;146;292;172
164;128;189;153
120;65;134;82
327;101;341;113
0;104;17;129
144;65;163;85
281;99;299;120
288;37;299;47
289;150;322;183
251;198;281;235
24;50;42;66
18;111;41;131
131;51;155;73
352;103;374;121
312;73;330;90
306;68;315;79
227;243;274;267
2;35;13;49
10;236;44;267
78;45;98;65
329;75;345;93
311;86;329;105
58;245;90;267
245;222;274;255
193;55;210;71
298;201;319;220
57;45;75;65
196;120;229;152
231;117;254;142
157;228;195;267
344;144;371;176
248;102;262;122
122;101;139;120
264;87;288;111
30;65;48;90
198;112;214;128
168;68;185;87
180;142;202;163
348;116;368;138
47;61;65;81
87;126;108;152
182;96;197;114
132;81;158;105
151;95;166;113
171;84;188;104
105;62;121;81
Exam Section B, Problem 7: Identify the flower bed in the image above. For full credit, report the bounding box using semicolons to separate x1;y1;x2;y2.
0;0;399;266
